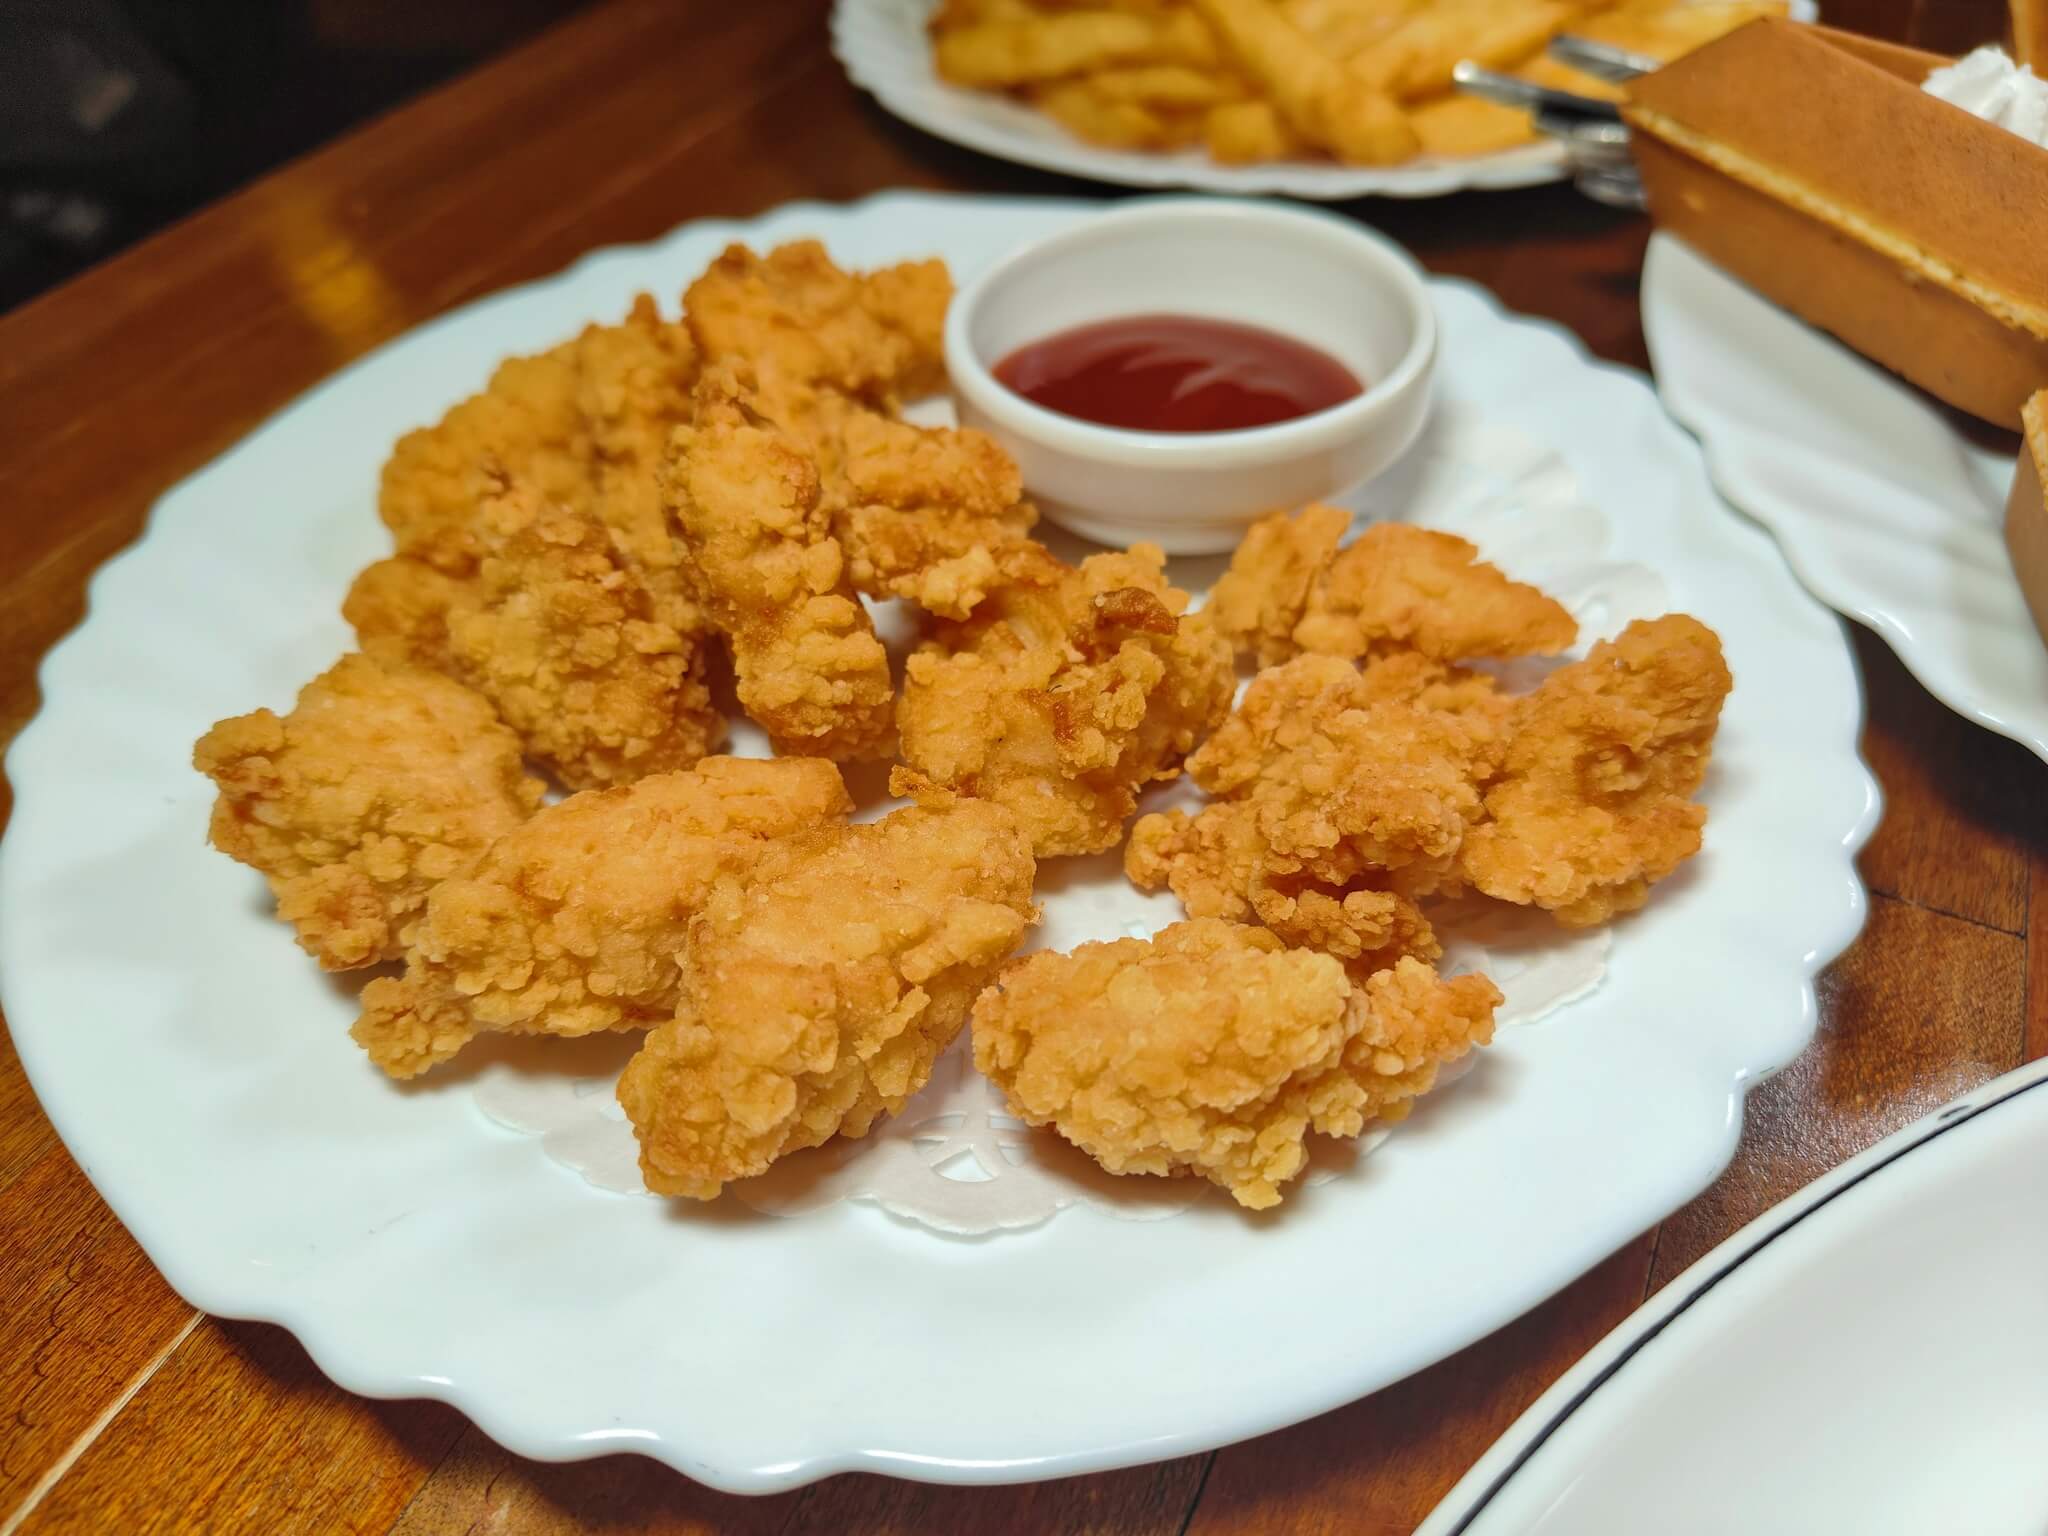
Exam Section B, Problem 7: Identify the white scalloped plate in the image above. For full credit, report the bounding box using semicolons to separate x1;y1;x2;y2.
832;0;1815;201
1419;1057;2048;1535
0;193;1876;1494
1642;232;2048;762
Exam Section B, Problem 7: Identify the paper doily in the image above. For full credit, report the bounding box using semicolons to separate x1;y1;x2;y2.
473;408;1666;1234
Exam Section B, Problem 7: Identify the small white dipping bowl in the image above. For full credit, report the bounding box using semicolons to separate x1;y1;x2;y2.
946;197;1437;554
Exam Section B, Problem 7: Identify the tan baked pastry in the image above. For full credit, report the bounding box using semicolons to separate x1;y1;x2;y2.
1625;21;2048;427
2009;389;2048;643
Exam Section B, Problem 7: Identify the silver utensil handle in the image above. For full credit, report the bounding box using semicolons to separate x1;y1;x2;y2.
1450;60;1623;120
1548;34;1663;83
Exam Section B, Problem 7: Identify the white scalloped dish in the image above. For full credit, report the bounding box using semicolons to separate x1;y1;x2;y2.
1642;232;2048;762
0;194;1876;1493
832;0;1816;201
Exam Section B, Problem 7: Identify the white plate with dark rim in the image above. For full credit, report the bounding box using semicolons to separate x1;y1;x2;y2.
0;192;1876;1492
834;0;1817;201
1642;231;2048;764
1419;1054;2048;1535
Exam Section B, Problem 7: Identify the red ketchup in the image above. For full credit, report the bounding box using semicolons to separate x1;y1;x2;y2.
993;313;1363;433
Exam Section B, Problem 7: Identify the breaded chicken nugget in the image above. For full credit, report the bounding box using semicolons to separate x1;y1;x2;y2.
1208;508;1577;665
618;800;1037;1198
662;367;895;760
194;654;543;971
1460;614;1732;925
443;487;724;789
894;544;1234;855
352;757;850;1078
974;920;1498;1209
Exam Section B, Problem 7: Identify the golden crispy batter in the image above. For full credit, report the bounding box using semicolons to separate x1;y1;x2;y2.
973;920;1498;1209
442;487;723;789
1460;614;1732;925
378;344;591;576
832;407;1045;619
618;801;1037;1199
376;297;702;600
894;544;1235;856
1205;501;1350;665
343;556;468;674
1209;509;1578;664
1197;657;1498;889
1189;650;1511;796
1126;802;1439;970
684;239;1043;622
569;294;704;636
359;295;721;783
351;758;851;1078
1295;522;1578;662
348;490;724;790
662;368;895;760
1355;648;1517;737
194;654;543;971
1131;649;1514;957
683;240;950;433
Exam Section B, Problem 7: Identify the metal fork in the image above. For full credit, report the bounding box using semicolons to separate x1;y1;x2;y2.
1451;37;1658;208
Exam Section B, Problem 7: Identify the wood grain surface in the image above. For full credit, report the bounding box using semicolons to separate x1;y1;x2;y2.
0;1;2036;1531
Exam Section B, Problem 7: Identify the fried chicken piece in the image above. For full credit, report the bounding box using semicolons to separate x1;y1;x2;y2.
681;239;1045;622
378;345;591;576
1205;501;1350;665
343;555;468;674
1355;649;1519;738
617;800;1037;1199
568;294;704;636
683;240;950;433
372;296;705;631
351;757;851;1078
346;518;724;793
194;654;543;971
1128;650;1510;957
1188;651;1511;799
893;545;1235;856
661;368;895;760
1460;614;1732;926
434;486;723;789
1194;656;1499;891
1208;509;1578;665
1126;802;1439;971
832;407;1045;619
1296;522;1578;662
973;920;1498;1209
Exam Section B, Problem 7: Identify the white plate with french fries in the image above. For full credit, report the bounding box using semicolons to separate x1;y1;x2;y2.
835;0;1806;199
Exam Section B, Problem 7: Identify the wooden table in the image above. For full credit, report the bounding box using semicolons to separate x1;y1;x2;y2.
2;2;2038;1530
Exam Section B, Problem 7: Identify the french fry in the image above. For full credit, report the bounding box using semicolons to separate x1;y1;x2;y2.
1407;91;1539;155
1190;0;1419;162
1280;0;1423;59
934;12;1167;87
927;0;1041;31
1028;0;1178;11
1029;78;1181;145
1203;97;1304;159
1083;63;1248;106
1157;7;1228;67
1352;0;1575;100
